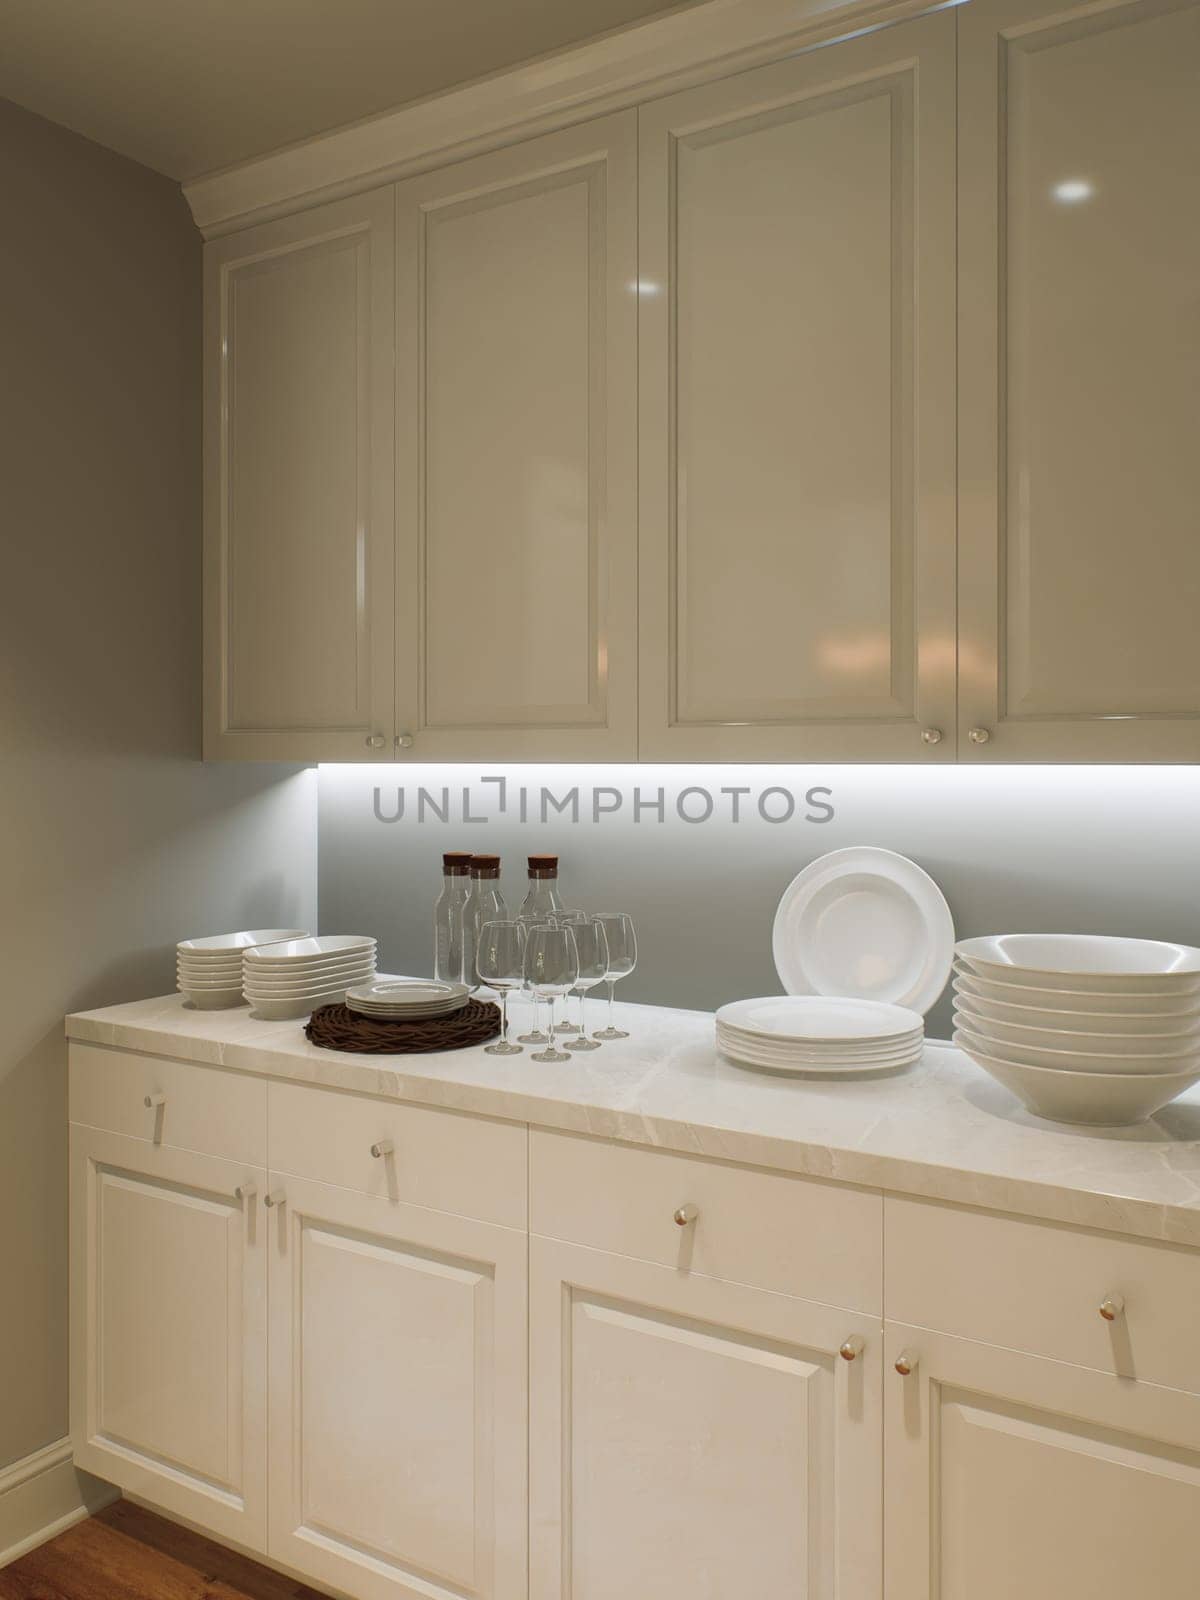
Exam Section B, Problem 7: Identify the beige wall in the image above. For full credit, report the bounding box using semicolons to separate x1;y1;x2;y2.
0;98;318;1472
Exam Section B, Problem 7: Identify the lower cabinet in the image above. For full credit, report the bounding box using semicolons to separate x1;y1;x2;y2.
529;1236;882;1599
883;1323;1200;1600
266;1175;528;1600
70;1126;268;1550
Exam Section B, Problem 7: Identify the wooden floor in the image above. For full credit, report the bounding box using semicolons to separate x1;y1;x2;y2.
0;1502;326;1600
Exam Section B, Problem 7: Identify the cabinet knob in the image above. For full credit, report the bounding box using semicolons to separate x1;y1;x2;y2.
365;733;386;750
143;1092;166;1109
1099;1292;1126;1322
895;1350;919;1377
920;727;943;746
395;733;414;750
968;726;992;745
839;1336;864;1362
370;1139;394;1159
234;1183;257;1202
673;1204;698;1227
264;1190;287;1209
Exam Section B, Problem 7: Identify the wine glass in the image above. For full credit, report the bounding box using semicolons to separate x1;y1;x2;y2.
552;911;587;1032
592;913;637;1040
516;914;551;1044
565;918;610;1052
524;925;579;1063
475;921;525;1056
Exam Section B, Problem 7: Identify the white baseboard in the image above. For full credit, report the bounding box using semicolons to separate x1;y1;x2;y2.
0;1438;118;1568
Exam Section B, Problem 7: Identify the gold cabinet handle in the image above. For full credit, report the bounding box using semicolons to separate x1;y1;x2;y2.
839;1336;864;1362
395;733;414;750
968;726;992;745
365;733;386;749
895;1350;919;1377
673;1204;698;1227
1099;1293;1126;1322
921;727;943;746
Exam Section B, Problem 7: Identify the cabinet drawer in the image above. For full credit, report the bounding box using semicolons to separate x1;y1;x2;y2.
69;1043;266;1167
530;1130;881;1312
886;1196;1200;1393
267;1081;527;1229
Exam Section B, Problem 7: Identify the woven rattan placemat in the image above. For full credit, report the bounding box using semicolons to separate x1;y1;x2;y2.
304;999;501;1054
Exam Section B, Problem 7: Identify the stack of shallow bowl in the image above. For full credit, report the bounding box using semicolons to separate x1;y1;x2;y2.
716;996;924;1076
954;935;1200;1125
177;929;308;1009
242;935;377;1020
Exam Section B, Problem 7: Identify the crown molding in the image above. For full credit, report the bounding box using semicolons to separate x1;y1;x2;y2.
184;0;949;237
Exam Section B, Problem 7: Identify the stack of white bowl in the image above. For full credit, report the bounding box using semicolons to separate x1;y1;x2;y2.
716;996;924;1076
345;976;469;1020
954;935;1200;1125
242;936;377;1020
177;929;309;1009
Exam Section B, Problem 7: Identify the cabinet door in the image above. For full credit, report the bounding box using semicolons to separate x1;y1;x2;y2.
884;1322;1200;1600
267;1174;527;1600
204;190;395;760
959;0;1200;760
395;113;637;760
70;1126;267;1550
530;1236;882;1599
638;14;956;761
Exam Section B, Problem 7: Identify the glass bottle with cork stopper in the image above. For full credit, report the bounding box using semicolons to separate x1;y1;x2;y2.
463;854;507;992
433;851;473;984
520;854;564;924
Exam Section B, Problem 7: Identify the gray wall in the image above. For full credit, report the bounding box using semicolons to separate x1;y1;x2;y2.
319;762;1200;1040
0;98;317;1473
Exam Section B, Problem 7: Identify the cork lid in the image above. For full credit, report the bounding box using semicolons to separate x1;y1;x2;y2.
471;853;502;877
528;854;559;878
442;851;473;875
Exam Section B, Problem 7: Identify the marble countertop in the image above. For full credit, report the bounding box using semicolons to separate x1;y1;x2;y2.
65;994;1200;1249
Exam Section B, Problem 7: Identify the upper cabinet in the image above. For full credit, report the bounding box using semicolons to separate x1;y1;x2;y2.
638;12;957;761
201;0;1200;763
394;114;639;760
958;0;1200;760
204;192;396;761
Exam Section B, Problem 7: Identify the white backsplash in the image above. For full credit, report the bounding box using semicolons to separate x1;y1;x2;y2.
317;764;1200;1040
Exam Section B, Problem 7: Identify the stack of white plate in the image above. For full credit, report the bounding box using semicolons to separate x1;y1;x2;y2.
716;996;924;1077
954;935;1200;1125
242;936;377;1020
177;929;308;1009
345;976;470;1020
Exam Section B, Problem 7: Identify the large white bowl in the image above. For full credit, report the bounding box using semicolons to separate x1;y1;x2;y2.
954;1002;1200;1057
177;970;251;990
178;961;244;980
241;960;376;991
954;968;1200;1015
954;1023;1200;1077
956;1035;1200;1126
244;975;374;1001
177;929;309;955
956;935;1200;993
248;992;348;1021
180;988;247;1010
244;936;375;967
952;985;1200;1036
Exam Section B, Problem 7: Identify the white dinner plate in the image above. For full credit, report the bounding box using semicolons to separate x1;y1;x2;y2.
953;967;1200;1015
346;978;469;1006
717;995;923;1043
177;929;309;954
720;1043;920;1079
716;1025;921;1061
772;848;953;1015
717;1037;923;1070
244;935;376;966
955;934;1200;992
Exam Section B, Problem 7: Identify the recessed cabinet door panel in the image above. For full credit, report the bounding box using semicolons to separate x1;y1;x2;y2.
530;1237;882;1599
959;0;1200;759
70;1126;267;1551
268;1175;527;1600
884;1324;1200;1600
204;190;395;760
639;14;956;760
395;113;637;759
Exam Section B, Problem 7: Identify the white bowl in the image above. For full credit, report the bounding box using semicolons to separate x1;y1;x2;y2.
244;936;376;966
955;935;1200;993
956;1035;1200;1125
954;1023;1200;1077
244;979;372;1003
243;966;375;995
241;951;377;979
177;929;309;955
954;968;1200;1015
178;959;244;977
951;985;1200;1036
953;1003;1200;1057
248;992;347;1021
177;971;252;989
179;988;246;1010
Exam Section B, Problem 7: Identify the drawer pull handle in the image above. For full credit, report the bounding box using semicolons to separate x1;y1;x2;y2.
370;1139;394;1159
839;1336;864;1362
673;1204;698;1227
895;1350;919;1377
264;1190;287;1209
1099;1293;1126;1323
235;1183;257;1202
920;727;943;746
144;1092;166;1110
